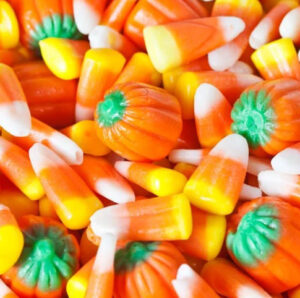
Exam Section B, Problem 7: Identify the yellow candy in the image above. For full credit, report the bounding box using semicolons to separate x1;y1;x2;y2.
39;38;90;80
0;205;24;274
61;120;111;156
0;0;19;49
115;161;187;197
251;38;300;80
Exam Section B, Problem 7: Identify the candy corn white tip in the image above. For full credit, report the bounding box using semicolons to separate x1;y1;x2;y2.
49;132;83;165
75;103;95;121
228;61;254;74
29;143;65;175
89;26;122;49
172;264;196;298
0;279;13;296
208;42;241;71
218;17;245;43
176;264;195;279
237;286;268;298
272;148;300;174
248;156;272;176
240;184;262;200
168;149;204;165
90;206;129;238
0;101;31;137
73;0;101;35
195;83;226;118
249;19;273;50
95;179;135;203
279;8;300;40
258;170;297;198
114;161;131;177
210;134;249;167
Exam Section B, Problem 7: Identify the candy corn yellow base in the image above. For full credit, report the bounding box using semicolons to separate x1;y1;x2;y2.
0;225;24;274
144;26;182;73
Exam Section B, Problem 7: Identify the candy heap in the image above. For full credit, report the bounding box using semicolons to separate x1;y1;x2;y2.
2;0;300;297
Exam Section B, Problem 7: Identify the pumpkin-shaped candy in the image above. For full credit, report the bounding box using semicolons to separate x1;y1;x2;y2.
231;78;300;156
227;196;300;294
9;0;81;51
95;82;183;161
3;215;80;298
114;241;185;298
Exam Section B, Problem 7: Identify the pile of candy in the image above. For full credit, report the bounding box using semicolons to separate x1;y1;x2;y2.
3;0;300;297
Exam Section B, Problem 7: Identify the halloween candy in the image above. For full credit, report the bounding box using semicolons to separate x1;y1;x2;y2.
227;197;300;293
249;0;297;49
194;83;232;148
73;155;135;203
39;38;90;80
90;194;192;241
172;264;219;298
231;78;300;155
73;0;107;34
29;143;102;229
9;0;81;51
95;82;182;161
184;134;249;215
251;38;300;80
115;161;187;197
76;48;126;121
0;136;44;200
144;16;245;73
0;279;18;298
61;120;111;156
3;215;79;298
0;204;24;274
0;0;19;49
201;258;271;297
3;117;83;165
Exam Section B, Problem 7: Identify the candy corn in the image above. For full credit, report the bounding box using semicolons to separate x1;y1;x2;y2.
29;143;103;229
240;183;262;200
251;38;300;80
209;0;263;71
80;229;98;265
114;52;161;86
124;0;207;49
61;120;111;156
201;258;272;298
272;142;300;174
258;170;300;206
115;161;187;197
73;155;135;203
144;16;245;73
280;6;300;46
89;25;137;59
250;0;297;49
73;0;107;34
0;279;18;298
0;0;19;49
3;117;83;165
173;163;197;179
194;83;232;148
76;48;125;121
174;207;226;260
39;38;90;80
172;264;219;298
184;134;248;215
0;64;31;137
0;205;24;274
0;137;44;200
174;71;262;119
84;233;117;298
101;0;138;31
90;194;192;240
38;196;59;220
247;156;272;176
169;149;209;165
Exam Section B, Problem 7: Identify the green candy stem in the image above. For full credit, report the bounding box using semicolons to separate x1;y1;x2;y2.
226;204;280;267
96;90;127;127
115;241;159;273
231;90;276;148
17;223;78;292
